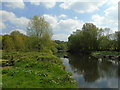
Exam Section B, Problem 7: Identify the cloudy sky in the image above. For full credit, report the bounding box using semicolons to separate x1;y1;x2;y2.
0;0;119;41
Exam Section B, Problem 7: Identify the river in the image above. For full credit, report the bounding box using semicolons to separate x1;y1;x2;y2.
59;53;119;88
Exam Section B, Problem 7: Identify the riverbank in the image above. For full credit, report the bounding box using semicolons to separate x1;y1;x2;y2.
91;51;120;60
2;51;77;88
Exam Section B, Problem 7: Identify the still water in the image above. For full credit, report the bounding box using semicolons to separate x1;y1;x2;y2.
60;53;119;88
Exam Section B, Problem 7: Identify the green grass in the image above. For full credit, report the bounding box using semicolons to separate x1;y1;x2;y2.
2;52;77;88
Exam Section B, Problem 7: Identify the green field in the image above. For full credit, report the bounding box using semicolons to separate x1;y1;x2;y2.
2;52;77;88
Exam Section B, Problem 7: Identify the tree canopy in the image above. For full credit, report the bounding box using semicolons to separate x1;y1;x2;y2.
26;16;53;52
68;23;119;52
2;16;55;53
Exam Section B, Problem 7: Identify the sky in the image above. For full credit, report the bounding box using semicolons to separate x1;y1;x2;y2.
0;0;119;41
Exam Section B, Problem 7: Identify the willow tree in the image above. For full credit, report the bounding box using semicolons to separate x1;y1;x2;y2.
27;16;52;52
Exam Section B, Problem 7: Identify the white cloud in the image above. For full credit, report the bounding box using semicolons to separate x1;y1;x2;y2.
0;22;6;29
29;0;56;8
92;14;117;33
52;34;69;41
3;0;56;9
59;14;67;18
4;0;25;9
91;3;118;33
106;0;119;6
55;19;83;33
74;16;78;20
43;14;83;32
0;10;29;28
104;5;118;20
43;14;57;29
59;0;119;14
29;0;41;5
43;14;84;40
13;17;29;27
59;0;107;13
42;2;56;8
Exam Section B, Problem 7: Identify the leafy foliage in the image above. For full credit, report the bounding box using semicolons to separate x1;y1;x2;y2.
26;16;53;52
2;16;57;53
68;23;120;52
55;40;67;51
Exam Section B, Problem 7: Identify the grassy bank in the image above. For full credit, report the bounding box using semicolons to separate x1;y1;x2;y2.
91;51;120;60
2;51;77;88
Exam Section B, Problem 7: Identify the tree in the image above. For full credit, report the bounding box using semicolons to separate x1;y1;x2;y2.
2;35;15;51
82;23;99;50
10;30;23;36
115;31;120;51
98;36;111;50
68;23;99;52
27;16;52;38
10;30;28;51
55;40;67;51
68;23;119;52
27;16;52;52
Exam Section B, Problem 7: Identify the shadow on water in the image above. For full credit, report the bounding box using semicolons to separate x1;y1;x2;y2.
59;52;119;88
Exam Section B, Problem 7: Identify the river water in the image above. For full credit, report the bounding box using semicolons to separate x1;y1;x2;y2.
60;53;119;88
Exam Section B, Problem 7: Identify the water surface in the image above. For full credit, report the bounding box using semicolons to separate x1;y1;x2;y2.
60;53;119;88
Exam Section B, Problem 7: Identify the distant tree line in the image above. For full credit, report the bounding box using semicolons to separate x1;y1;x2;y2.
1;17;119;53
68;23;120;53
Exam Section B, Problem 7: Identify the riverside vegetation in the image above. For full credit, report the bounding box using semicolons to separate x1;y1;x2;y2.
1;16;120;88
1;16;76;88
2;51;76;88
67;23;120;59
91;51;120;60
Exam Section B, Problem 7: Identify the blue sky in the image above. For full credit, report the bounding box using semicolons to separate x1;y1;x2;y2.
1;0;118;41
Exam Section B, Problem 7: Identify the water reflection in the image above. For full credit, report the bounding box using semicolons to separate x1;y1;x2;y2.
61;53;118;88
